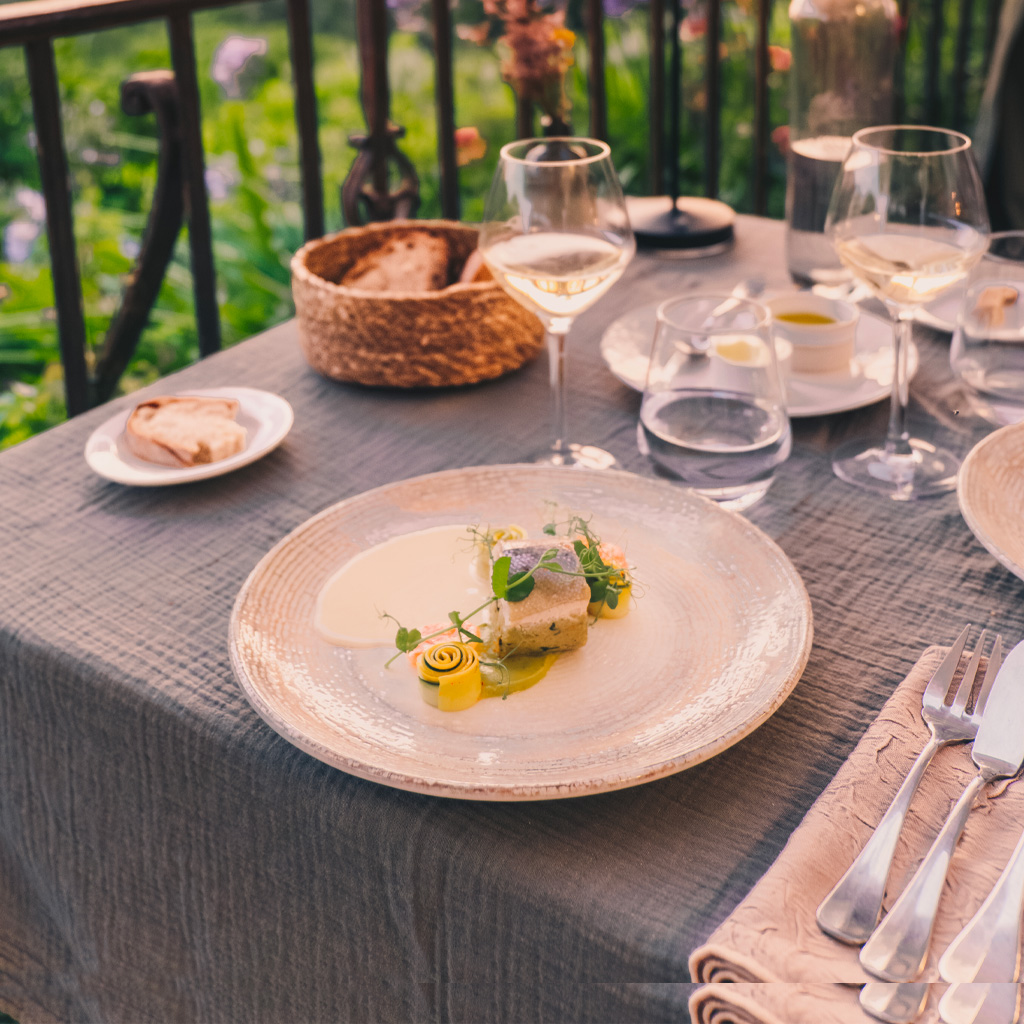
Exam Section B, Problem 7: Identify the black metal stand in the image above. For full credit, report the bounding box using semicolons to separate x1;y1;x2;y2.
627;195;735;254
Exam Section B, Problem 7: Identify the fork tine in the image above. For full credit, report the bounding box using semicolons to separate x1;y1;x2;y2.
924;624;971;702
974;633;1004;717
950;630;988;717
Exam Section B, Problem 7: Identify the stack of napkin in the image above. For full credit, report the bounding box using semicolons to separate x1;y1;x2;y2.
688;647;1024;1023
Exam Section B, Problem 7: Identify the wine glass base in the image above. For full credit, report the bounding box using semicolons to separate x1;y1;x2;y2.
831;437;960;500
645;462;773;511
532;444;619;471
697;481;772;512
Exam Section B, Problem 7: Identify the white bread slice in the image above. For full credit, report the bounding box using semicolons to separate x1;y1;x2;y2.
124;395;247;468
340;230;450;292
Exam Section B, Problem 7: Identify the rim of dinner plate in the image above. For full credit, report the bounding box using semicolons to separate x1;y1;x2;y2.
851;124;972;157
957;421;1024;583
499;137;611;166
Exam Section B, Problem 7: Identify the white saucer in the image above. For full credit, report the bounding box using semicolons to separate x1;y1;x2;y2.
913;288;963;333
600;299;917;418
84;386;294;486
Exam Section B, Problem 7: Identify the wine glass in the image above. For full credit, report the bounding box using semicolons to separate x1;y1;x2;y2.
479;137;635;469
825;125;990;499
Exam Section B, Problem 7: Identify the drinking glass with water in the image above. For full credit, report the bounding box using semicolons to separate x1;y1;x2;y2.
637;294;792;511
951;231;1024;424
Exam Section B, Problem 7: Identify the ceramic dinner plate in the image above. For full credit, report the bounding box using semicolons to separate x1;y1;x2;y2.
229;465;813;800
958;421;1024;583
84;386;294;486
600;300;917;418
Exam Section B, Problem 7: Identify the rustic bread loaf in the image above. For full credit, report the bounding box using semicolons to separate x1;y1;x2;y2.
340;229;450;292
124;395;247;468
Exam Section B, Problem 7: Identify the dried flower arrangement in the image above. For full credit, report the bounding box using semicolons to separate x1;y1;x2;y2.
462;1;577;134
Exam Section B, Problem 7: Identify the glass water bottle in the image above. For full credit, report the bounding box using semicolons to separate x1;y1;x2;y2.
786;0;899;285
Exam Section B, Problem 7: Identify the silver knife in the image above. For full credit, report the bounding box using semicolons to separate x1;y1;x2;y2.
860;638;1024;982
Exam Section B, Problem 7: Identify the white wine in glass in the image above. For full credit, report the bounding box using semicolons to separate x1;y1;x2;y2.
479;138;635;469
826;126;990;499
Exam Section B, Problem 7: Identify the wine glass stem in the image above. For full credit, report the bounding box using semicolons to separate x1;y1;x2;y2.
546;322;572;456
884;310;914;458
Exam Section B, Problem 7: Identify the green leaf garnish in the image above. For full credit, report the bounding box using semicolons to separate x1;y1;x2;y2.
491;555;511;599
542;522;557;535
605;589;619;610
395;626;422;652
448;611;483;644
505;570;535;602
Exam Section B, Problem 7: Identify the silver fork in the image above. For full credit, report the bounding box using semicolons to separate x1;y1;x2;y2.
817;627;1003;945
860;629;1013;982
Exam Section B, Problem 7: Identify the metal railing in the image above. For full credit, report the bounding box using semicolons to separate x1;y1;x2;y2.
0;0;1003;415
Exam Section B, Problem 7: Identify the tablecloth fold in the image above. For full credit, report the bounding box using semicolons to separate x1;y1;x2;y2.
688;645;1024;1023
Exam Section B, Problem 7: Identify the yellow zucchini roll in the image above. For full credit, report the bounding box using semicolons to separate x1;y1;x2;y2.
417;641;482;712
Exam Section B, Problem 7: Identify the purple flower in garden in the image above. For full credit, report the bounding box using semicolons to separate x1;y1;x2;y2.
16;188;45;224
3;188;45;264
387;0;427;32
211;36;268;98
205;160;239;202
4;222;41;264
603;0;647;16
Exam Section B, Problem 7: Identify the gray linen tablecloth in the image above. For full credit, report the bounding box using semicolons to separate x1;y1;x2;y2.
2;216;1023;1024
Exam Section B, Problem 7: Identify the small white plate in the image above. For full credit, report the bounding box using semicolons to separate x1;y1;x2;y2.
84;386;294;486
600;299;918;418
958;421;1024;583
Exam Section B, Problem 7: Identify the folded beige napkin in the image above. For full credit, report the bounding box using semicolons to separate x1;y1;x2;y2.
688;646;1024;1024
688;982;911;1024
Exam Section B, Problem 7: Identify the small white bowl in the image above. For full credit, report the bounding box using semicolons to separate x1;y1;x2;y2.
767;294;858;374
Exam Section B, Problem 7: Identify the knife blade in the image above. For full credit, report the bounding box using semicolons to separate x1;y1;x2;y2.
971;637;1024;776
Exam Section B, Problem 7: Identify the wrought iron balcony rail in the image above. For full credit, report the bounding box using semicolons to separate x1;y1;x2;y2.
0;0;1002;416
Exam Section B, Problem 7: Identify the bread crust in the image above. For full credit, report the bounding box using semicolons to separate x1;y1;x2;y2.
124;395;246;468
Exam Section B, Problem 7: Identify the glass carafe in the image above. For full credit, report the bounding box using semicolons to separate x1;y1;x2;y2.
786;0;899;286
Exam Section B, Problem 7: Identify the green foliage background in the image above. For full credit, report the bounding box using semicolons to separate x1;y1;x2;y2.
0;0;993;447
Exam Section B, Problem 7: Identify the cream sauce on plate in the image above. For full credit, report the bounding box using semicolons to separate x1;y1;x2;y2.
314;524;483;647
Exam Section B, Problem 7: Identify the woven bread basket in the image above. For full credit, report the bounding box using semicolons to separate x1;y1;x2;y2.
290;220;545;388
